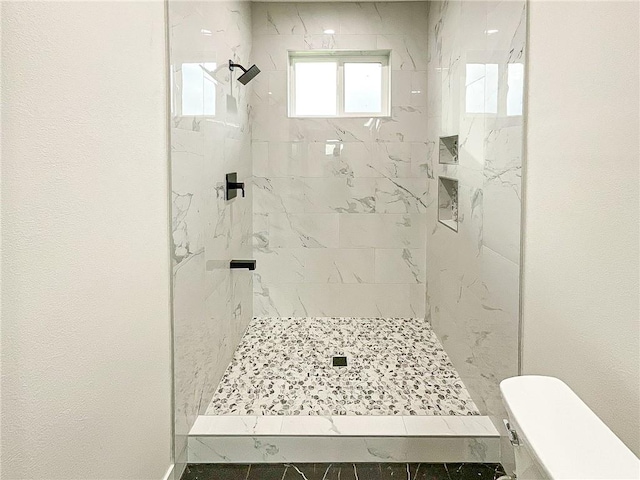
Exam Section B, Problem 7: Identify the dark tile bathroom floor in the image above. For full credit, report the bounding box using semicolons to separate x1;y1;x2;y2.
181;463;507;480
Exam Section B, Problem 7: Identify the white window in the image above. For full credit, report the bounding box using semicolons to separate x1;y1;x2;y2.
464;62;524;117
180;62;216;116
465;63;498;114
288;51;390;118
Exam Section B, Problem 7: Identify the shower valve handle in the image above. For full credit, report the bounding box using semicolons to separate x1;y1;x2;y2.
225;172;245;200
229;181;245;197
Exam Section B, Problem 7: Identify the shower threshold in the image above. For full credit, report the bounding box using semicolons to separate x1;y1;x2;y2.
187;414;500;463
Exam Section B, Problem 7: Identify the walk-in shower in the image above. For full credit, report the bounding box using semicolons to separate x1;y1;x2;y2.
169;0;526;472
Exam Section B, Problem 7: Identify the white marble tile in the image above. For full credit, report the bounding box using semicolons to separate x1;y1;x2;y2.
252;212;269;249
478;246;520;316
375;178;430;213
371;142;413;177
392;71;428;108
410;141;436;179
486;1;526;63
252;3;308;36
252;141;269;177
252;34;305;72
306;142;381;179
392;71;413;106
370;284;414;317
482;180;520;263
402;415;498;437
304;178;376;213
269;213;339;248
253;177;305;214
253;3;350;37
253;280;291;317
376;35;429;71
409;284;426;318
458;116;486;174
375;248;426;284
410;72;428;108
188;435;500;463
339;214;426;249
279;416;348;436
190;415;284;436
338;3;385;35
337;3;428;37
292;117;375;143
294;3;343;35
297;284;378;317
303;248;374;284
378;107;428;143
373;2;430;36
303;34;377;51
264;71;288;108
268;141;308;177
280;415;408;437
253;248;305;284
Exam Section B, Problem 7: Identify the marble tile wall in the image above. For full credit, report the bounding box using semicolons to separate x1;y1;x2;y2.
424;0;526;467
250;2;431;317
168;1;254;468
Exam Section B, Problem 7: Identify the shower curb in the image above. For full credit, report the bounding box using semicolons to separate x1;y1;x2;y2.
187;415;500;464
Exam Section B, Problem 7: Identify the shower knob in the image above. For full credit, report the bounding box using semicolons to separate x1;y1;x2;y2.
226;172;245;200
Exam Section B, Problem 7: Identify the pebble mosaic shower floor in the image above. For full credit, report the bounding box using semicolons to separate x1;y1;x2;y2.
206;317;480;416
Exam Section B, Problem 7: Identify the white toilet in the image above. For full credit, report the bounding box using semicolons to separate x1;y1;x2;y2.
500;375;640;480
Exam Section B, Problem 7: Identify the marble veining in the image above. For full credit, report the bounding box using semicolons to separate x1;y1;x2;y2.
181;463;506;480
206;317;479;416
190;414;499;437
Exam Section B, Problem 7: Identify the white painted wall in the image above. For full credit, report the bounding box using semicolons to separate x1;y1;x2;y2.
1;2;173;478
523;0;640;456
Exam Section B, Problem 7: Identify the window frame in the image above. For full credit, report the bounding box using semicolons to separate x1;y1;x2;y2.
288;50;391;118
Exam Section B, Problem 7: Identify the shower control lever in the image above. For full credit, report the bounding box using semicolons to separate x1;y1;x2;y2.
230;260;256;270
226;172;245;200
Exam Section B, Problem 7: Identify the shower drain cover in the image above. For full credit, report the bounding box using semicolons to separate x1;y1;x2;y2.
332;356;348;367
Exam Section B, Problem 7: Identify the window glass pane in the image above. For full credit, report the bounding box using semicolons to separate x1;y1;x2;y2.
507;63;524;116
294;62;337;116
181;62;216;116
484;63;498;114
465;63;498;114
465;64;485;113
344;62;382;113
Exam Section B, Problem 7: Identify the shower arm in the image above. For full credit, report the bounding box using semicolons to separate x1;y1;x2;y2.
229;60;248;73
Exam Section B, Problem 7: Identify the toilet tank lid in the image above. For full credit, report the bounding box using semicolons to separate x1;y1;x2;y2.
501;376;640;480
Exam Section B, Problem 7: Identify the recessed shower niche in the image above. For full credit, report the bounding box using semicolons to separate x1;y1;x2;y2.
438;176;459;232
439;135;458;164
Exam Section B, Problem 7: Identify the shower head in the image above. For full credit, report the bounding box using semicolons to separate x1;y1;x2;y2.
229;60;260;85
238;65;261;85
